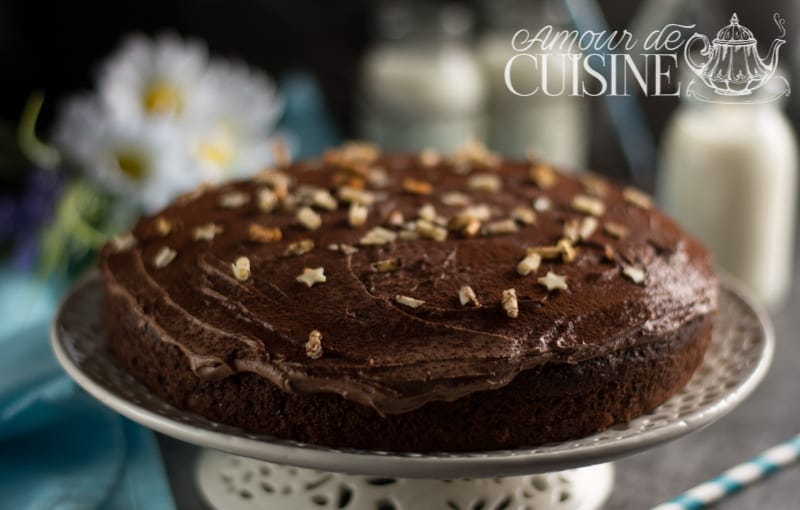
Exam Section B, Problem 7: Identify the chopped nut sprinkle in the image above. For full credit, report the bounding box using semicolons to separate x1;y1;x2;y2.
448;204;491;230
526;245;562;259
348;202;369;227
441;191;471;207
155;216;174;236
332;173;365;189
398;230;420;241
311;189;338;211
403;178;433;195
571;194;606;216
395;294;425;309
296;267;327;287
468;173;502;193
193;223;223;241
530;164;557;189
417;203;437;222
153;246;176;268
485;219;519;235
419;148;442;167
604;221;629;239
415;219;448;242
622;265;646;284
458;285;480;306
297;206;322;230
368;166;391;188
603;244;616;261
324;141;380;169
502;288;519;318
306;330;323;359
359;226;397;246
579;216;599;240
231;256;251;281
557;238;577;262
516;253;542;276
278;193;297;212
255;171;291;196
284;239;315;257
533;196;552;212
579;174;609;197
388;210;405;227
112;233;137;252
450;138;500;169
338;186;376;206
511;207;537;225
622;187;652;210
272;139;291;167
563;218;580;243
340;243;359;255
175;182;214;204
462;219;481;238
249;224;282;243
219;191;250;209
371;258;401;273
537;271;568;291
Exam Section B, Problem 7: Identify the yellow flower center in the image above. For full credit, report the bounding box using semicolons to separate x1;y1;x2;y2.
115;151;146;181
196;125;235;170
197;142;233;168
142;82;182;116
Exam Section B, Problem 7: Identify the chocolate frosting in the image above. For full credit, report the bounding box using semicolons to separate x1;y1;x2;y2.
101;150;718;415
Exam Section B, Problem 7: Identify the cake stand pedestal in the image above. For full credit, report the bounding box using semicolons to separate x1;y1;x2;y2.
195;449;613;510
51;274;773;510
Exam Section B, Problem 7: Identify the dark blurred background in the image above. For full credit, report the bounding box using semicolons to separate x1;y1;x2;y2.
1;0;797;179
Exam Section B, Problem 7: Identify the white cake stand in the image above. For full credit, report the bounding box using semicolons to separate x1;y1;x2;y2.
51;274;773;510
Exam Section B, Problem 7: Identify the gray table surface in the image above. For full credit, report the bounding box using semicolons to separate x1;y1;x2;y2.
158;254;800;509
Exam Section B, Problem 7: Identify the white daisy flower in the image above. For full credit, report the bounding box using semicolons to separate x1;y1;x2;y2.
54;32;285;211
54;96;194;212
97;33;212;124
199;60;284;133
187;121;273;181
184;60;284;180
98;33;283;133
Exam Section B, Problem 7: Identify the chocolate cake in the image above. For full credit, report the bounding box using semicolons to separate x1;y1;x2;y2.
101;142;718;452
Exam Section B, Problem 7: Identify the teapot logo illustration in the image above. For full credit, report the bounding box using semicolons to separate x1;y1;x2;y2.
684;13;790;102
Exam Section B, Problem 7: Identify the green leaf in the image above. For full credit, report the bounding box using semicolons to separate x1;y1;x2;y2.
38;180;139;278
18;92;62;170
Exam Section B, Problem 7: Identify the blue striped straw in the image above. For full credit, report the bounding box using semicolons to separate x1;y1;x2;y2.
652;434;800;510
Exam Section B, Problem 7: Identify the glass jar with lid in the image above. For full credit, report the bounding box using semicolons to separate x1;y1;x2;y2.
657;69;797;310
357;1;487;152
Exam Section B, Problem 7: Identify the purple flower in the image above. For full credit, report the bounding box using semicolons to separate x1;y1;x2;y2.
1;167;65;270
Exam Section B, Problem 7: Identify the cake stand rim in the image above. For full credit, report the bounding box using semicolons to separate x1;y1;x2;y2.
50;272;774;478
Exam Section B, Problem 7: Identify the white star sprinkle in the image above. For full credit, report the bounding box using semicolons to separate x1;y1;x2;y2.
296;267;327;288
537;271;568;292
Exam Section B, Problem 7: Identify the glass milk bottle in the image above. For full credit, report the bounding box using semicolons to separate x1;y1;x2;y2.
657;82;797;310
476;0;590;168
357;2;487;152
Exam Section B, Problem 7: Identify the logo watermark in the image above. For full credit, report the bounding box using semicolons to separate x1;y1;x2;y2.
504;12;790;103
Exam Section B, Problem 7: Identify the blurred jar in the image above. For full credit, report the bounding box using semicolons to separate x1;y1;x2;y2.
657;77;797;311
476;0;589;168
357;1;487;152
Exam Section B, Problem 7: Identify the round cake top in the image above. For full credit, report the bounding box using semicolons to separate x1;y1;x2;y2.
102;141;718;414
